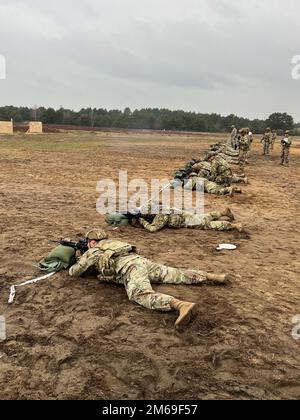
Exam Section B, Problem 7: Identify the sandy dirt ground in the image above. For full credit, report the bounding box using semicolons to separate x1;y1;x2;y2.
0;131;299;400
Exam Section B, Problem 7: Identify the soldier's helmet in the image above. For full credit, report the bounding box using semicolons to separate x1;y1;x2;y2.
86;229;108;241
285;130;290;135
105;213;130;227
266;127;271;132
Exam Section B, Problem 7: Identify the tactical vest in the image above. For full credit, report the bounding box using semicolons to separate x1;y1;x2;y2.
193;161;211;173
263;133;272;143
96;240;137;257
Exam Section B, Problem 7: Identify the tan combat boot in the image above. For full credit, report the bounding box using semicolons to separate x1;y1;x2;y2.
231;223;244;233
206;273;230;284
222;208;235;222
234;188;242;194
171;299;197;329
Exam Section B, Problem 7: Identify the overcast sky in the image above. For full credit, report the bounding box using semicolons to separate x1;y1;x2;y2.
0;0;300;120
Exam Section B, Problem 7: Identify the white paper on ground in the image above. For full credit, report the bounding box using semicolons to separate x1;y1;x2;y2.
217;244;237;251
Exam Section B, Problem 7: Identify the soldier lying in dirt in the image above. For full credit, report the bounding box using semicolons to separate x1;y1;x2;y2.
69;230;231;330
106;207;244;233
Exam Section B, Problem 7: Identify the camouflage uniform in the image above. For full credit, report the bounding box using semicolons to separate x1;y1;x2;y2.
238;135;250;170
209;154;233;187
69;240;209;312
204;153;237;168
262;131;272;155
271;131;277;150
209;145;239;158
231;127;238;149
186;177;232;196
192;160;245;185
281;136;292;165
139;210;235;233
192;161;212;180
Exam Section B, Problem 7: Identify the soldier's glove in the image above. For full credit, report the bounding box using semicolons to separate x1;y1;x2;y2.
100;250;115;270
75;250;82;261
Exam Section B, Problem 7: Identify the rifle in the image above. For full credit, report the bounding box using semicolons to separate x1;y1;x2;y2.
59;239;89;255
123;211;143;221
174;166;197;181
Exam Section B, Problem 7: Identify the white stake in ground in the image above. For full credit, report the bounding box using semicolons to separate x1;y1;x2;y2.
8;272;56;305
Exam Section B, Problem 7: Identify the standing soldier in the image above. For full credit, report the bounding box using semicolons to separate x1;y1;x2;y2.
281;131;292;166
230;125;238;149
261;128;272;156
238;128;250;170
69;230;230;330
271;130;277;150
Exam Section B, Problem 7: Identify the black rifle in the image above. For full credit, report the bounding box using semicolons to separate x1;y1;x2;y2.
121;211;142;221
59;239;89;255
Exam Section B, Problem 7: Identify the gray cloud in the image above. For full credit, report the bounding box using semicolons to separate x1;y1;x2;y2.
0;0;300;120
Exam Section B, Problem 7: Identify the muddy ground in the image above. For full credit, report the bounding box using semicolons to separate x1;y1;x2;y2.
0;131;299;400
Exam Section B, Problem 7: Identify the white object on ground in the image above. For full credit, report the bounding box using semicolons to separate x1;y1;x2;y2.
0;316;6;341
8;272;56;305
217;244;237;251
8;286;16;305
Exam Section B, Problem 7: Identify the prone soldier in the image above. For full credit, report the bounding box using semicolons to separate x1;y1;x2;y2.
69;230;231;330
106;207;244;233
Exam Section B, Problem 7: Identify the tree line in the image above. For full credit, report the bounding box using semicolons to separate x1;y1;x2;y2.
0;106;297;134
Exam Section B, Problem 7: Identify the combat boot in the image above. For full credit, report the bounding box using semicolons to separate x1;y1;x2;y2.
222;208;235;221
229;187;235;197
207;273;230;284
170;299;197;329
231;223;244;233
234;188;242;194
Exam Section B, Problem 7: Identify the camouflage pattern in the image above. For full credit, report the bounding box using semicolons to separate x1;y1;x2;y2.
123;258;208;311
204;179;232;195
86;229;108;241
209;154;233;187
262;131;272;155
223;146;239;158
208;145;239;158
231;127;238;148
69;242;209;312
191;160;244;185
186;177;232;196
183;211;235;231
139;210;235;232
238;135;250;169
192;161;211;174
139;213;185;232
281;136;292;165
